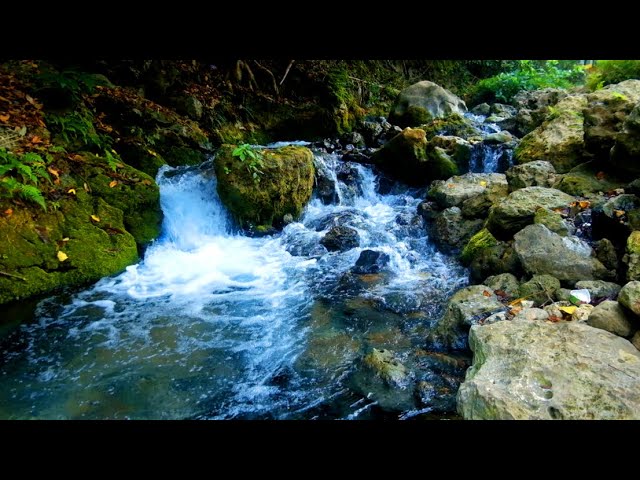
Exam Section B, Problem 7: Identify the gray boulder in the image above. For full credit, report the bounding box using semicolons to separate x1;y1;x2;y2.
487;187;575;239
514;95;588;173
506;160;557;190
514;224;608;283
389;81;467;128
618;281;640;316
457;320;640;419
587;300;635;337
429;172;508;210
471;103;491;116
484;273;520;299
432;207;483;250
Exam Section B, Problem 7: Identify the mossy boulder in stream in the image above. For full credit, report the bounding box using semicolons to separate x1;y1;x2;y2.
389;81;467;128
214;145;315;230
0;190;138;305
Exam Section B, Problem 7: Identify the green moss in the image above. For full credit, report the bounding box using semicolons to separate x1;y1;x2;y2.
418;114;478;141
534;207;569;236
0;191;138;305
460;228;499;265
162;145;206;167
214;145;315;229
76;155;162;247
428;147;460;179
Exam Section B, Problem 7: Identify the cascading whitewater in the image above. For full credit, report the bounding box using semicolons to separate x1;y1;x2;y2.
0;149;471;420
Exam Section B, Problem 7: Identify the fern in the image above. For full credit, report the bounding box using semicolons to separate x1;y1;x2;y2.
0;149;50;210
17;184;46;210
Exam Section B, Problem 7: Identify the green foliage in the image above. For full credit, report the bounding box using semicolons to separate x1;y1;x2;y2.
470;60;586;104
0;149;51;210
46;109;108;151
34;65;108;103
586;60;640;90
232;143;264;183
104;149;120;172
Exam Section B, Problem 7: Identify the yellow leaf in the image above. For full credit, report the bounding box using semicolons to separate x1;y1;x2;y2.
90;215;100;222
559;306;577;315
67;188;76;195
614;210;625;217
83;182;90;192
57;251;68;262
62;237;69;242
578;200;590;209
508;297;524;306
147;149;157;157
479;181;487;187
109;180;118;188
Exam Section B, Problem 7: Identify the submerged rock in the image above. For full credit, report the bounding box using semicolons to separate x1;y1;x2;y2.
320;225;360;252
352;250;390;274
214;145;315;230
429;285;505;349
457;320;640;419
389;80;467;128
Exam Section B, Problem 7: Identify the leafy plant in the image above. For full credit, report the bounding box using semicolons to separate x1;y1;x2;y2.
46;110;107;151
0;149;51;210
34;65;109;103
586;60;640;90
470;60;586;104
232;143;264;183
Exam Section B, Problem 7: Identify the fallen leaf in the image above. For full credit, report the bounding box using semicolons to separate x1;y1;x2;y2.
447;184;454;189
479;180;487;187
141;179;153;186
578;200;590;209
4;208;13;216
559;306;577;315
509;306;522;316
0;114;9;122
508;297;524;306
47;167;60;180
615;210;625;217
25;94;36;105
109;180;118;188
596;171;606;180
57;251;68;262
90;215;100;222
147;149;157;157
62;237;69;242
494;289;508;298
67;188;76;195
482;290;491;297
31;135;42;144
83;182;90;192
548;315;562;323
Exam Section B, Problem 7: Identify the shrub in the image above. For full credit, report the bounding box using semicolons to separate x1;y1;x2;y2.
586;60;640;90
469;60;585;105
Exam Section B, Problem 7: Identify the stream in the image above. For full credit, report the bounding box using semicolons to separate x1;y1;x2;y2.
0;117;512;420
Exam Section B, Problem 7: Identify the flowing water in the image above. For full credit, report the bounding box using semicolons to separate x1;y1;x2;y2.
0;136;510;420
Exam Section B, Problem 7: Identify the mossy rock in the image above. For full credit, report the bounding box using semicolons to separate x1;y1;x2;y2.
73;154;162;247
214;145;315;230
460;228;498;265
0;192;138;305
534;207;570;236
418;113;480;141
553;163;625;197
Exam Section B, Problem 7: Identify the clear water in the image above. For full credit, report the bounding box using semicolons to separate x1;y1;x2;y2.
0;147;496;420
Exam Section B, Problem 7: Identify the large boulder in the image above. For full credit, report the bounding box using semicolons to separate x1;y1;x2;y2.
514;224;609;283
457;320;640;419
428;173;508;211
0;191;138;305
584;80;640;160
518;274;561;307
514;95;588;173
587;300;636;337
505;160;557;191
429;285;505;349
487;187;575;239
389;80;467;128
371;127;458;186
553;162;625;197
214;145;315;230
533;207;572;236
